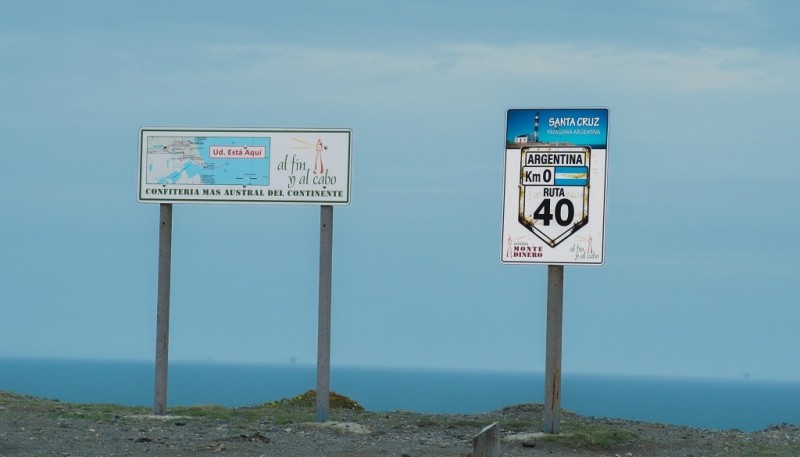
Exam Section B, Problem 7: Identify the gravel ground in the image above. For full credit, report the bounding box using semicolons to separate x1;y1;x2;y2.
1;391;799;456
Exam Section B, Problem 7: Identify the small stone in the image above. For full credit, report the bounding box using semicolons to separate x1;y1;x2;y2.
255;432;271;443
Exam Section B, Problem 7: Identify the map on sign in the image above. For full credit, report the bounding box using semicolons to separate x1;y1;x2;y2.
146;136;271;186
501;108;608;265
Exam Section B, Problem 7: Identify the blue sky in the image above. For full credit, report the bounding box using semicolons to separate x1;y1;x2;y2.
1;0;798;381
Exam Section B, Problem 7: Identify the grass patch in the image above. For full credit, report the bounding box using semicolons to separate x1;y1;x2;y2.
271;409;315;425
0;392;149;422
500;417;538;432
158;390;363;425
443;417;494;428
543;425;636;449
171;403;311;425
726;441;800;457
171;405;236;421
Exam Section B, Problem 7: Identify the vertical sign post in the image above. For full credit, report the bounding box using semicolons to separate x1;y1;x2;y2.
154;203;173;415
316;205;334;422
501;109;608;433
543;265;564;433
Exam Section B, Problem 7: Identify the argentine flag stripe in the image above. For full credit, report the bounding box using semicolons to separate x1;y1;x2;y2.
554;166;588;186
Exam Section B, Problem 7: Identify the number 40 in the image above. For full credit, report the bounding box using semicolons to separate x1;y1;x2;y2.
534;198;575;226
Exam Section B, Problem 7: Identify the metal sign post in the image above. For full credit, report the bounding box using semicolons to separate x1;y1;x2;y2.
316;205;333;422
154;203;173;415
543;265;564;433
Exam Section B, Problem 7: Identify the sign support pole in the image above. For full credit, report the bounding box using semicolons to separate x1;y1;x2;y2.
154;203;173;415
316;205;333;422
543;264;564;433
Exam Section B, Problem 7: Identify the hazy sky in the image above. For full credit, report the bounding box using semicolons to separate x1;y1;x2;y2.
1;0;798;381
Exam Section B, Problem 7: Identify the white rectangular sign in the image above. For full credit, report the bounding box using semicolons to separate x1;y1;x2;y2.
501;108;608;265
138;128;352;205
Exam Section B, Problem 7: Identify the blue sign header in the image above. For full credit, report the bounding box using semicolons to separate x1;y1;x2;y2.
506;108;608;149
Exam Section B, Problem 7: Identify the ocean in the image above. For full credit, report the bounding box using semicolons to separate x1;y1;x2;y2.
1;358;798;432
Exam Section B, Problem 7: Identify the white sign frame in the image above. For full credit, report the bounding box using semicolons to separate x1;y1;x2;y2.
501;108;608;265
138;128;352;205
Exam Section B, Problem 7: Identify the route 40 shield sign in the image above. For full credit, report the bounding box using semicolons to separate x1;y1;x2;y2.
501;108;608;265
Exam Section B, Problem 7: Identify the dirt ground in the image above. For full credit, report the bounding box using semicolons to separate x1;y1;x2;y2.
1;391;798;456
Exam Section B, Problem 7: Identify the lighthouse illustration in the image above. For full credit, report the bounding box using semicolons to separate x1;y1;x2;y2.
314;136;326;174
291;135;329;174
